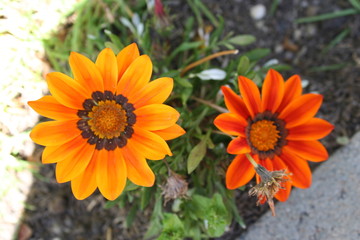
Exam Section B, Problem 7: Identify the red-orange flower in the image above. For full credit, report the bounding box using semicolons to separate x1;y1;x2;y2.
214;69;334;201
29;43;185;200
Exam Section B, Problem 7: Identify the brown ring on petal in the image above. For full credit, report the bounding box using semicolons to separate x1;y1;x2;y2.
245;111;288;160
77;91;136;151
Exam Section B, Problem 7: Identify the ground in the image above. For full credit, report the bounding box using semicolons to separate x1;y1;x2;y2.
2;0;359;239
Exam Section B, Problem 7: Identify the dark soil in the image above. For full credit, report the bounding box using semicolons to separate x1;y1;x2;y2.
22;0;360;239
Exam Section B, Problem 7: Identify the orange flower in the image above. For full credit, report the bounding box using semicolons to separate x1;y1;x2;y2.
29;43;185;200
214;69;333;202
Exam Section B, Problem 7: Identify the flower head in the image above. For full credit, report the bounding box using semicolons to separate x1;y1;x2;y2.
161;170;188;205
29;43;185;200
249;163;290;216
214;69;334;201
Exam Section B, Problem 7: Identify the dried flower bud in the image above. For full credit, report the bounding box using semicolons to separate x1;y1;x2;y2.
249;164;290;216
161;170;188;205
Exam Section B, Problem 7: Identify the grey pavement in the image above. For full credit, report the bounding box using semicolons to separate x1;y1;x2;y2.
239;131;360;240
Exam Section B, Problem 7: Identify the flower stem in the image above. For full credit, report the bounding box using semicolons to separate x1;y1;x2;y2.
245;153;259;168
191;96;228;113
180;49;239;77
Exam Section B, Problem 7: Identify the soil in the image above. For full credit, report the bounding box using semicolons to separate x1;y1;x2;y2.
21;0;360;239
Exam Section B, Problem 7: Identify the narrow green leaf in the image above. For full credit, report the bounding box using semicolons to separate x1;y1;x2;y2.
322;28;350;54
187;139;207;174
237;55;250;75
228;34;256;46
243;48;271;61
296;8;359;23
349;0;360;11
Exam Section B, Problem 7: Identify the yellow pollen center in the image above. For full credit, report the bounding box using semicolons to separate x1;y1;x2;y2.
249;120;280;151
88;100;127;139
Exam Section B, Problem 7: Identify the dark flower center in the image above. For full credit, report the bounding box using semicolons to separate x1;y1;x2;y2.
77;91;136;151
245;111;287;160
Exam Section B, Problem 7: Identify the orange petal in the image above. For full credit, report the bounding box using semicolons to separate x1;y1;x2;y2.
117;43;140;81
280;147;312;189
121;145;155;187
226;154;256;189
221;86;250;119
28;96;79;120
117;55;152;100
71;152;97;200
30;120;80;146
46;72;88;109
213;113;246;137
227;137;251;154
134;104;180;131
286;140;329;162
287;118;334;140
96;149;127;200
69;51;104;93
277;74;302;112
261;69;285;113
152;124;186;140
55;141;95;183
133;77;173;109
95;48;118;92
278;93;323;128
238;76;261;118
42;135;87;164
129;126;172;160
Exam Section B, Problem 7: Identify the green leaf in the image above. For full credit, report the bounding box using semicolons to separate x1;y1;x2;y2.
237;55;250;75
296;8;359;23
187;138;207;174
322;28;350;54
243;48;271;61
157;213;185;240
168;41;202;62
228;34;256;46
205;193;230;237
140;186;154;210
349;0;360;10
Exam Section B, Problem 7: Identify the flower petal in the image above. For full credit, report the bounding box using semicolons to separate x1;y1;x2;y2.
55;140;95;183
226;154;256;189
261;69;285;113
227;137;251;154
121;145;155;187
280;147;312;189
46;72;88;109
238;76;261;118
278;93;323;128
30;120;80;146
272;156;292;202
134;104;180;131
286;140;329;162
28;96;79;120
42;135;86;164
95;48;118;92
277;74;302;113
117;43;140;80
117;55;152;100
71;152;97;200
152;124;186;140
69;51;104;93
129;126;172;160
96;149;127;200
133;77;173;109
221;86;250;119
213;113;246;137
287;118;334;140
